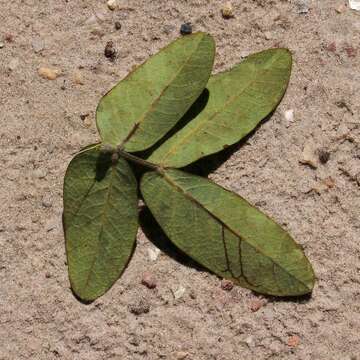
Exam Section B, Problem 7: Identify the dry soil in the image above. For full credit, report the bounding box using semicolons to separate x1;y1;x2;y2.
1;0;360;359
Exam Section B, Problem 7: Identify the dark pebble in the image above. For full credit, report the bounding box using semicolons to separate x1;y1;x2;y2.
180;22;192;35
318;149;330;164
104;41;116;61
221;279;234;291
128;299;150;315
114;21;122;30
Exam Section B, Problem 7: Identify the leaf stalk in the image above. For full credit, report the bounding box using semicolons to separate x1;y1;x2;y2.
117;147;161;172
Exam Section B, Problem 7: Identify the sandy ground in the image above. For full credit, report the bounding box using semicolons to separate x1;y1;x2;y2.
1;0;360;359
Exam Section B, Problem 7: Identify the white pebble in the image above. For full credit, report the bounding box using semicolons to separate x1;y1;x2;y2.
107;0;118;11
147;247;160;261
173;285;186;300
349;0;360;11
0;42;4;49
284;109;294;124
245;336;255;348
240;50;250;59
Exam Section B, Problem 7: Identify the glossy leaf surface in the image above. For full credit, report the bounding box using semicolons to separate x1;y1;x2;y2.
63;146;138;301
141;169;314;296
149;49;292;168
96;32;215;152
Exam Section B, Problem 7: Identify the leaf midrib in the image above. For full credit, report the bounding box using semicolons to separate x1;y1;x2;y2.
81;164;119;294
123;34;208;148
158;51;282;164
160;171;310;290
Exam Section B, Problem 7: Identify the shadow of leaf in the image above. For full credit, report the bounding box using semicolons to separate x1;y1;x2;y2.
95;152;112;181
261;292;313;303
182;110;275;177
136;88;210;160
139;206;209;273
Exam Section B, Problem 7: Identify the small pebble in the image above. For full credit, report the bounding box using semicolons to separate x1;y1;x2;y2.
349;0;360;11
47;143;55;154
318;149;330;164
104;41;116;60
95;11;107;22
32;38;45;53
163;24;175;35
312;182;326;194
175;351;189;360
82;117;92;128
42;195;53;208
141;271;157;289
189;289;197;299
284;109;294;124
344;45;357;58
107;0;118;11
128;298;150;315
300;142;318;169
73;70;84;85
326;42;337;53
173;285;186;300
298;5;309;14
249;299;266;312
323;176;335;188
240;50;250;59
220;279;234;291
129;335;140;346
287;335;300;348
0;42;5;49
84;15;98;26
4;33;14;42
38;67;61;80
80;113;89;120
33;168;47;179
8;58;20;71
221;2;234;18
147;247;160;261
114;21;122;30
244;336;255;348
296;0;309;14
91;28;105;38
264;31;272;40
180;22;192;35
335;4;347;13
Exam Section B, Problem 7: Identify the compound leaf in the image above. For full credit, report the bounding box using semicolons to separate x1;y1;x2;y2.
96;32;215;152
141;169;314;296
149;48;292;168
63;145;138;301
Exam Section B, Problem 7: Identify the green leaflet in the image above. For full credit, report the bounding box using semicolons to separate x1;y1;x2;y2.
141;169;315;296
148;49;292;168
96;32;215;152
63;146;138;301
